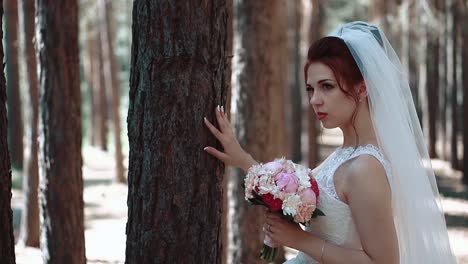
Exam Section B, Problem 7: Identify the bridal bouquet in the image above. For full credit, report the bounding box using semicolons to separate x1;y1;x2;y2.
244;158;324;262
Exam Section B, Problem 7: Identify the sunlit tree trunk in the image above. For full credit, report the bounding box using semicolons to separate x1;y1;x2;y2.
5;0;23;169
36;0;85;262
222;1;233;264
98;0;124;183
230;1;288;263
18;0;40;247
308;0;324;168
288;0;303;163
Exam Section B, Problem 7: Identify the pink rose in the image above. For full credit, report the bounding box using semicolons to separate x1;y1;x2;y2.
264;160;283;173
275;172;299;193
294;203;316;223
300;188;317;205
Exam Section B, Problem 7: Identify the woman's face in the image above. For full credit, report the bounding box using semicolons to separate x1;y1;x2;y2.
306;62;357;129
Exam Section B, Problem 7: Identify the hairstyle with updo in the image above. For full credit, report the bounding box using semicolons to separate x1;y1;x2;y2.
304;36;365;145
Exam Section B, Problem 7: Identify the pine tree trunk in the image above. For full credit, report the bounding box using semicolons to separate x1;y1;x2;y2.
426;0;440;158
308;0;324;167
451;0;460;169
90;28;108;150
289;0;303;163
222;1;233;263
18;0;40;247
441;0;450;160
230;1;288;263
84;22;96;145
125;1;228;262
36;1;85;262
0;2;16;262
5;0;23;169
462;0;468;184
98;0;125;183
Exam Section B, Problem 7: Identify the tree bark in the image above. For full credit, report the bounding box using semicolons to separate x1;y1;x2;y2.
98;0;125;183
222;1;233;264
125;1;228;263
0;2;16;262
451;0;461;169
426;0;441;158
5;0;23;169
462;0;468;184
89;26;108;151
289;0;303;163
230;1;288;263
18;0;40;247
36;0;85;262
308;0;324;168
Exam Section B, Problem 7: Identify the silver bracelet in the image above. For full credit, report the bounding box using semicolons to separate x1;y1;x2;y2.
320;241;326;263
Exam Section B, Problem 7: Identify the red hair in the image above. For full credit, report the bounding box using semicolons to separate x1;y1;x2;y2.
304;36;363;101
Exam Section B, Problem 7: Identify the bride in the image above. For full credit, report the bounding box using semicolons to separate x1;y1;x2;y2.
203;21;456;264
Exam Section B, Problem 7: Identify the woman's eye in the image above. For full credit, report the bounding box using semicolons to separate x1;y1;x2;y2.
306;86;314;93
323;83;334;89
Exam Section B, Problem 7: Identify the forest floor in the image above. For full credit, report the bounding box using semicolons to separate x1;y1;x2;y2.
11;128;468;263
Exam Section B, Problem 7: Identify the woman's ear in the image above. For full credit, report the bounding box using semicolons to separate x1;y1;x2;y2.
358;81;368;100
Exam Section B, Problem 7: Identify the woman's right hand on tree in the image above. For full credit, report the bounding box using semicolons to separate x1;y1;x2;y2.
203;105;258;172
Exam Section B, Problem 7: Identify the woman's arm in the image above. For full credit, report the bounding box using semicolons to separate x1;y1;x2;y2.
265;155;399;264
203;105;258;172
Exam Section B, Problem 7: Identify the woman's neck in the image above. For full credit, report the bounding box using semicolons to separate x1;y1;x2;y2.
340;102;377;148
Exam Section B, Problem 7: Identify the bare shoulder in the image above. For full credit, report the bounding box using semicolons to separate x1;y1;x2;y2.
345;154;389;190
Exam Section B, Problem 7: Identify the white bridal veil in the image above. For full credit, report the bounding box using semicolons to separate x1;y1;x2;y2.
328;22;456;264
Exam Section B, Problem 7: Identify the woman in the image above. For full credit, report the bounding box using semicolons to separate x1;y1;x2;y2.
203;22;455;264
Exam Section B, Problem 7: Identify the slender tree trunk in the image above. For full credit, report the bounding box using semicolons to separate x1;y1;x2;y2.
5;0;23;169
90;27;107;150
419;2;430;136
409;0;421;118
125;1;228;262
289;0;303;163
462;0;468;184
18;0;39;247
36;1;85;262
98;0;124;183
308;0;324;167
230;1;288;263
0;2;16;262
441;0;450;160
222;1;233;264
84;22;96;145
451;0;460;169
426;0;440;158
97;30;108;151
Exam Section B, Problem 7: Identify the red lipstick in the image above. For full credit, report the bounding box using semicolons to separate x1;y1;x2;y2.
316;112;328;121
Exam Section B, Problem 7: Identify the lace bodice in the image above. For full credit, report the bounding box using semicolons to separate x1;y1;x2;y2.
284;144;390;264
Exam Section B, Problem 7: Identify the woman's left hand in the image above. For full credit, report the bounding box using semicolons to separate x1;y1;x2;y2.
264;211;307;249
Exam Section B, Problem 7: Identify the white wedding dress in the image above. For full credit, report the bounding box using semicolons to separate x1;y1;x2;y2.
284;144;390;264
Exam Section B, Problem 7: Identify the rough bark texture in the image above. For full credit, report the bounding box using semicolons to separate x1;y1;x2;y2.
125;1;228;263
18;0;40;247
98;0;125;183
0;2;16;262
308;0;324;168
230;1;288;263
5;0;23;169
36;1;85;263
